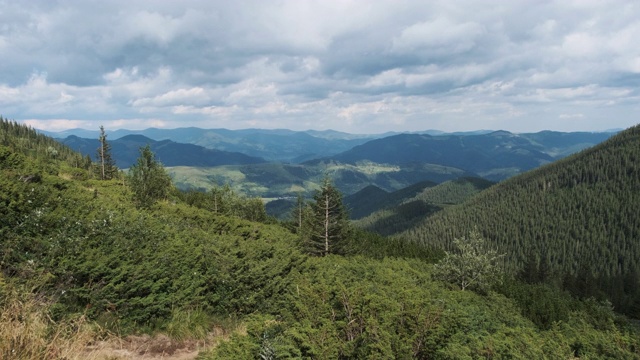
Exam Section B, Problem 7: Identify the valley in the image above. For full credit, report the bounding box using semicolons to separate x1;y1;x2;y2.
55;127;614;199
2;117;639;359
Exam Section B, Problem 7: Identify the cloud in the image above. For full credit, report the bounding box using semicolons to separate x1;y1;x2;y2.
131;87;209;108
0;0;639;133
391;17;486;56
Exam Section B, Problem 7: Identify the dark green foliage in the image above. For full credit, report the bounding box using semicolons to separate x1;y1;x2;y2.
344;184;390;219
290;193;306;230
396;124;640;317
354;177;493;236
201;256;640;359
355;201;443;236
128;145;173;208
345;180;440;220
177;185;269;223
265;198;297;221
413;176;494;204
301;177;351;256
0;116;90;171
498;280;574;329
95;125;118;180
342;227;444;262
2;120;640;358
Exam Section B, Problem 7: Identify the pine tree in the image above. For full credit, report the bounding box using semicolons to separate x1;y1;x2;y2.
302;177;350;256
128;145;172;208
95;125;117;180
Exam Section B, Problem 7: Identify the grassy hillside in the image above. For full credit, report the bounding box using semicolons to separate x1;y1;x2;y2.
396;124;640;316
2;117;639;359
168;160;472;198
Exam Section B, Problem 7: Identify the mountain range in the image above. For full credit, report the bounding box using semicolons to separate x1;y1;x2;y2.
52;127;615;197
322;130;615;180
47;127;378;162
3;117;640;357
47;127;615;167
61;134;266;168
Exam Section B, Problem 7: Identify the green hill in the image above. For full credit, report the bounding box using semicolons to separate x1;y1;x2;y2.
345;180;437;219
2;117;639;358
396;124;640;317
354;177;494;236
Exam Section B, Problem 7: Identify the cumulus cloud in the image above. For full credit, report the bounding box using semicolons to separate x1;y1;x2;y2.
0;0;639;133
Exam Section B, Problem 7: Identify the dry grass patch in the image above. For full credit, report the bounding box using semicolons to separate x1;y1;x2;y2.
0;277;104;359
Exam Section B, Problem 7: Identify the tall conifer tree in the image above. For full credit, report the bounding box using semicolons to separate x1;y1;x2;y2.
96;125;117;180
302;177;350;256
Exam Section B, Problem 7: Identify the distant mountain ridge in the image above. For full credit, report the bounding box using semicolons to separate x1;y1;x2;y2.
323;130;614;181
43;127;616;165
61;134;266;168
45;127;379;162
52;127;616;196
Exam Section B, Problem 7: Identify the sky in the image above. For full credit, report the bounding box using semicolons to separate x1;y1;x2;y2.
1;0;639;134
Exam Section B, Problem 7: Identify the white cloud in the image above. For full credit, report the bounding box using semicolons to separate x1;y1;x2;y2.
0;0;638;134
559;113;584;119
132;87;208;108
391;17;485;56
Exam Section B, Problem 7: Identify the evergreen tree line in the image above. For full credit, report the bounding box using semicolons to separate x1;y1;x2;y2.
1;120;639;358
353;177;493;236
0;116;92;172
395;124;640;317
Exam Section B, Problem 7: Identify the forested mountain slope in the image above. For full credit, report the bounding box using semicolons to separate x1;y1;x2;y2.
344;180;437;219
355;177;494;236
3;117;640;359
327;130;614;180
47;127;613;166
328;131;554;180
397;124;640;316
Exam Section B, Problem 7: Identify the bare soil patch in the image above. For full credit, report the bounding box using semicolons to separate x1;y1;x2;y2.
85;330;227;360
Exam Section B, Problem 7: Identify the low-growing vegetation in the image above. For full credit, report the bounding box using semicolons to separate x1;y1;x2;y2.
1;117;640;358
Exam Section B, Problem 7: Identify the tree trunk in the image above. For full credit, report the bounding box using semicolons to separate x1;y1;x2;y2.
324;193;330;256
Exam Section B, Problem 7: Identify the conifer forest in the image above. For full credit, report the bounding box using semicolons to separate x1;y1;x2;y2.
1;116;640;358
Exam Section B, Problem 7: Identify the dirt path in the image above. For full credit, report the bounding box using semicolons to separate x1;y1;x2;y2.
85;333;220;360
